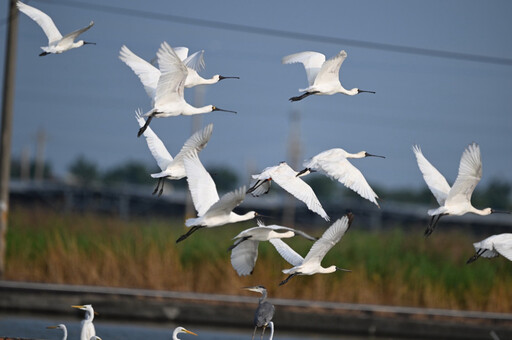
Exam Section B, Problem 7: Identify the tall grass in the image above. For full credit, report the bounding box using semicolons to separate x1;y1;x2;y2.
6;208;512;312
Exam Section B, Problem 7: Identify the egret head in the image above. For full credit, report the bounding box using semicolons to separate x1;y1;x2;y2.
173;327;197;337
47;324;66;330
71;304;98;316
211;105;237;114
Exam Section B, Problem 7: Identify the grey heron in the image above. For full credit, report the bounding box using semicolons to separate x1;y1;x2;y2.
244;285;275;340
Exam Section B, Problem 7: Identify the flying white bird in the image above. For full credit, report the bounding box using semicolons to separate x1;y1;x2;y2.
466;233;512;264
135;110;213;196
282;50;375;101
17;1;94;56
270;213;354;285
176;150;258;243
119;43;236;137
296;148;385;207
413;143;510;236
172;327;197;340
47;324;67;340
119;45;238;94
71;305;96;340
230;220;317;276
247;162;329;221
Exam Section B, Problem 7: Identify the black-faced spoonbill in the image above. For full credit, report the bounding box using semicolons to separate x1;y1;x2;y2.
282;50;375;101
135;110;213;196
466;233;512;264
270;213;354;286
17;1;95;56
413;143;510;236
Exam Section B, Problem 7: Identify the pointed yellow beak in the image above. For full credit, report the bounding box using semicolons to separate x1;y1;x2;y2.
183;329;198;336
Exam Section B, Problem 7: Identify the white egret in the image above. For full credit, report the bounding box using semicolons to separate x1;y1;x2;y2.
17;1;94;56
244;286;275;340
135;110;213;196
247;161;329;221
296;148;385;207
47;324;67;340
230;220;317;276
466;233;512;264
71;304;96;340
176;150;258;243
172;326;197;340
412;143;510;236
282;50;375;101
120;43;236;137
270;213;354;285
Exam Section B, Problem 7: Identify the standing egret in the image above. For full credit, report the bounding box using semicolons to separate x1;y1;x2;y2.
247;162;329;221
47;324;67;340
282;50;375;101
296;148;385;207
120;42;236;136
412;143;510;236
135;111;213;196
244;285;275;340
230;220;317;276
176;150;258;243
270;213;354;285
172;326;197;340
71;304;96;340
17;1;94;56
466;234;512;264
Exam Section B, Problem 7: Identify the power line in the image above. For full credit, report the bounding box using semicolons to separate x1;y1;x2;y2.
20;0;512;66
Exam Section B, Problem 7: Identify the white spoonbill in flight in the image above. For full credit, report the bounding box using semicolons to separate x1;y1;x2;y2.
247;161;329;221
17;1;94;56
270;213;354;285
135;110;213;196
71;305;96;340
296;148;385;207
230;220;317;276
282;50;375;101
466;234;512;264
119;45;238;94
121;42;236;137
176;150;258;243
413;143;510;237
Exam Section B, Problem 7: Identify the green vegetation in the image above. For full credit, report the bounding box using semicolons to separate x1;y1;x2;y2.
6;208;512;312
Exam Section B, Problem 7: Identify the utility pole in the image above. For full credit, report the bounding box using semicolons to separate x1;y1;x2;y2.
0;0;19;278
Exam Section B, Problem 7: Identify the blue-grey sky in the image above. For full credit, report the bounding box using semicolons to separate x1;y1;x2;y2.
1;0;511;190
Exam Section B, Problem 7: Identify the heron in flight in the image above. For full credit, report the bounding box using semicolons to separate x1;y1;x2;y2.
270;213;354;285
244;285;275;340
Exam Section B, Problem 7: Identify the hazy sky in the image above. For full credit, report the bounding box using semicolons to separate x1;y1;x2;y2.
1;0;511;190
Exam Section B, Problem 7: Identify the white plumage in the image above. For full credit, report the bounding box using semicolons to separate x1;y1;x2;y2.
247;162;329;221
230;220;317;276
467;233;512;264
172;327;197;340
71;305;95;340
17;1;94;56
135;110;213;196
282;50;375;101
270;213;354;285
299;148;384;207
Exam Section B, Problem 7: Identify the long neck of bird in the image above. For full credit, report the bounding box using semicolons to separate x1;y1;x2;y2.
231;211;255;223
62;327;68;340
320;265;337;274
183;104;212;116
471;206;492;216
348;151;366;159
259;290;268;303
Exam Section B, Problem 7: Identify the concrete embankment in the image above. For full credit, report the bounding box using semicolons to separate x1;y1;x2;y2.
1;280;511;339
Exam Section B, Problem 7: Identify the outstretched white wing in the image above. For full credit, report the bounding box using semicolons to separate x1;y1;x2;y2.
269;239;304;267
183;151;219;216
183;50;206;71
446;143;482;206
173;124;213;164
17;1;62;43
412;145;451;206
493;234;512;261
313;50;347;87
135;109;173;171
230;239;259;276
272;163;330;221
303;215;351;265
120;45;160;100
154;42;188;107
282;51;326;87
59;21;94;45
173;46;189;61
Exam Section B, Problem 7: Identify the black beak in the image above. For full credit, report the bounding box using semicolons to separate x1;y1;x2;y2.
213;106;237;114
491;209;511;214
295;168;315;177
358;89;375;94
365;152;385;158
83;41;96;45
219;76;240;80
335;267;352;272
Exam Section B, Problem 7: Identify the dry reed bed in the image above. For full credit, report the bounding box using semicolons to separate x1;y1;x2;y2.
6;208;512;312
